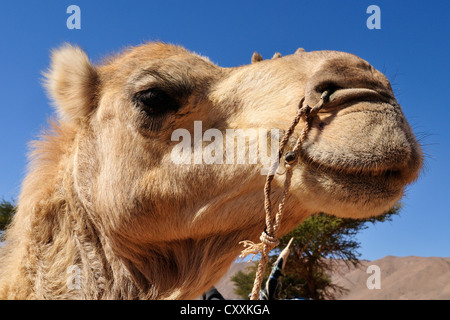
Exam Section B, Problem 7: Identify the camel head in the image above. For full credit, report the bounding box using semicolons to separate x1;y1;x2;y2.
40;42;422;298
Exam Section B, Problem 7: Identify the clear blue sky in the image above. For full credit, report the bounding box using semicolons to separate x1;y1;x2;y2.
0;1;449;260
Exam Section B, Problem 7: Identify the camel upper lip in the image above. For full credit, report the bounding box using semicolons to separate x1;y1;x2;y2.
326;88;394;109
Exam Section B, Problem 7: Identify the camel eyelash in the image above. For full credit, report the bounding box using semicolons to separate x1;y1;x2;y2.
136;110;166;133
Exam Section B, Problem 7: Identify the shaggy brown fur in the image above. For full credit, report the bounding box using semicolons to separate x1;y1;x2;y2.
0;42;422;299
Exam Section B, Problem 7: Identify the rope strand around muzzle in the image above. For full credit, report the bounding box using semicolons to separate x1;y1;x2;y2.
239;91;329;300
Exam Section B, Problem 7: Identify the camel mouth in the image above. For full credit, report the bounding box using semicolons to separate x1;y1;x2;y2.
293;136;423;209
301;154;404;181
292;91;422;189
297;154;412;209
291;155;409;219
300;129;422;188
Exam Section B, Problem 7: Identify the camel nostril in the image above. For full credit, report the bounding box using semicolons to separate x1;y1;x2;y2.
316;83;341;97
305;80;342;109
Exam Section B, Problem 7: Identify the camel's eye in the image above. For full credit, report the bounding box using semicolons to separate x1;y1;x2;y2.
134;88;180;116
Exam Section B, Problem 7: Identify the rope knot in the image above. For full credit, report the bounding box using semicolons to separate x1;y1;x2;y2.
259;230;280;248
239;231;279;261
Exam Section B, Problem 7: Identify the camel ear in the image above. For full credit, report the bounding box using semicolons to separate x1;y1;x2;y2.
44;44;99;122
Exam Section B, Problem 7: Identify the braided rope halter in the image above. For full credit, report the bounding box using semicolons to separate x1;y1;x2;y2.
239;91;330;300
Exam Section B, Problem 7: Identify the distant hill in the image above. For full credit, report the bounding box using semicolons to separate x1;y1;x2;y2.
214;256;450;300
331;256;450;300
